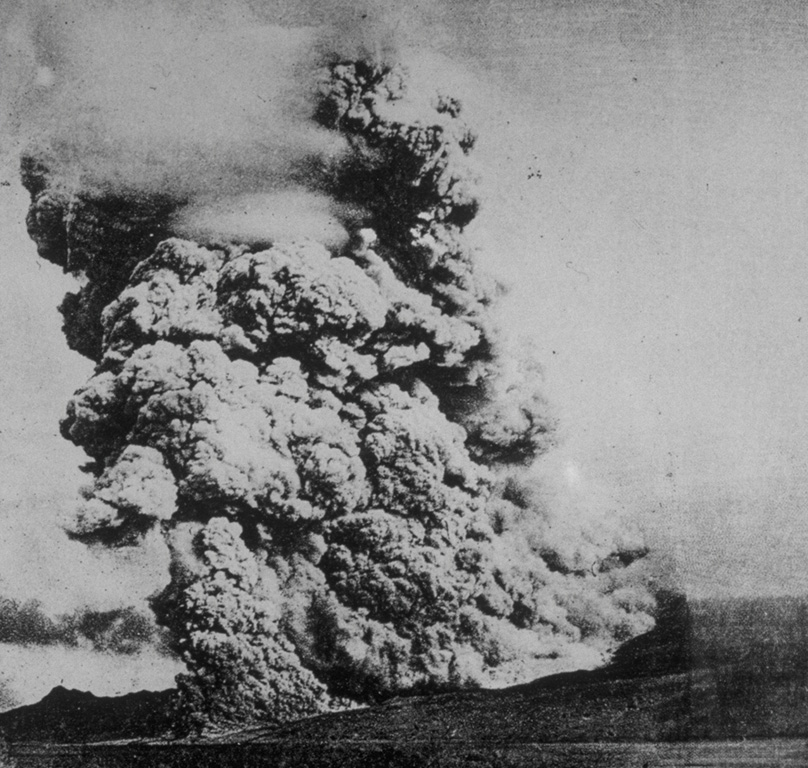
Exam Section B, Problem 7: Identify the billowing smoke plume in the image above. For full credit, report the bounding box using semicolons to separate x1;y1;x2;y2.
11;1;654;732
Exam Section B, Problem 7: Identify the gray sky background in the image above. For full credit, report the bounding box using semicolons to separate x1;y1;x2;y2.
446;0;808;598
2;0;808;701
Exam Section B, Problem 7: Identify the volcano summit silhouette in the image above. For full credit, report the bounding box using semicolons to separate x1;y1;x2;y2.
4;592;808;751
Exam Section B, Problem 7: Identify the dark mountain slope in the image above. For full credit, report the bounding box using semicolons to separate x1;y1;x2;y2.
4;593;808;747
216;592;808;744
0;687;175;743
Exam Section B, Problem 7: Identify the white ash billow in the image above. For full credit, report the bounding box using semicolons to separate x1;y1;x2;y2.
21;61;653;733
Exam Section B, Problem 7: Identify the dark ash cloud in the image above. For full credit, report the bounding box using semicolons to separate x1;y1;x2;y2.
0;597;172;656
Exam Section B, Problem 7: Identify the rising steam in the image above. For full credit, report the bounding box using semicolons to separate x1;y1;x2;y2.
8;0;654;732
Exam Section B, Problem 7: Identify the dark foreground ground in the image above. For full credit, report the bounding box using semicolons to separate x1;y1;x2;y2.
11;738;808;768
4;594;808;767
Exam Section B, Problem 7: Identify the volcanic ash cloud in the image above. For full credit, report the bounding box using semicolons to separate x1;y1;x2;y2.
18;49;654;731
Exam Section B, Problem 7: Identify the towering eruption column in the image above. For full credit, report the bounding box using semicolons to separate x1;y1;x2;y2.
21;61;654;731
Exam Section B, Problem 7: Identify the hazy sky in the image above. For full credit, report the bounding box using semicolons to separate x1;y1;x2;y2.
2;0;808;703
441;0;808;597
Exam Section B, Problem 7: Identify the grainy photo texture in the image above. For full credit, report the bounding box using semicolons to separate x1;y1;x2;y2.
0;2;807;766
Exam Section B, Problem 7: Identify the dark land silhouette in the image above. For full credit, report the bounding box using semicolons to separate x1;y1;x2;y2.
3;593;808;766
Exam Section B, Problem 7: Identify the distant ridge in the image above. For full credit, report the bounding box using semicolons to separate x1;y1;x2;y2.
0;686;175;743
3;593;808;747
